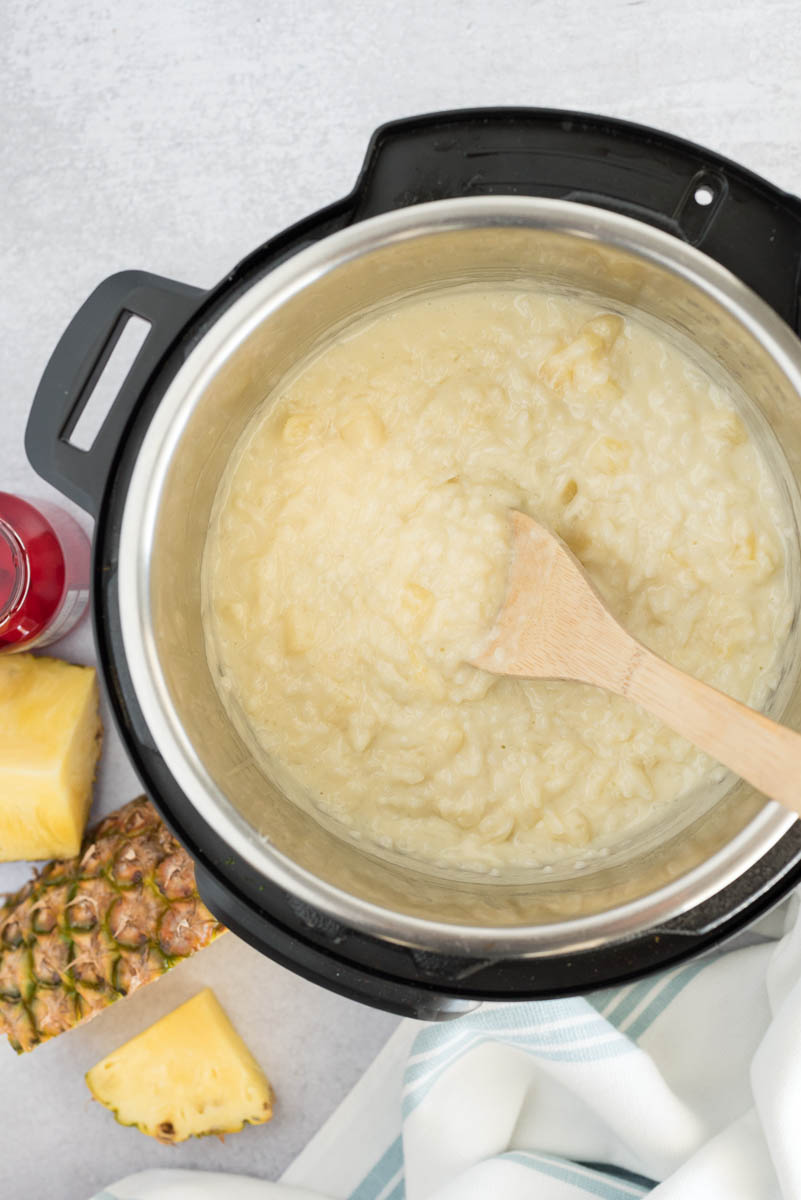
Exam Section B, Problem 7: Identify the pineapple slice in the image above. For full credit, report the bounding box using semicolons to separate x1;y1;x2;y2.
0;654;102;860
86;989;274;1143
0;797;225;1053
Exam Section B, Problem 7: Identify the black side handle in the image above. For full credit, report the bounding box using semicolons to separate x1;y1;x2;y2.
25;270;204;516
349;108;801;332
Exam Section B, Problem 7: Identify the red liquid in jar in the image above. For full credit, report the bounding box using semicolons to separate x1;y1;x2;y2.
0;493;90;652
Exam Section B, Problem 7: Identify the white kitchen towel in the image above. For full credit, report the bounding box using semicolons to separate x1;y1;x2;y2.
95;892;801;1200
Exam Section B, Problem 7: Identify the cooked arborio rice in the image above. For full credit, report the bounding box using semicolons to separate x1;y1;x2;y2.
203;289;794;870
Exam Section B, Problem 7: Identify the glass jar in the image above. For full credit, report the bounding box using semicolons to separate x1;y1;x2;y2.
0;492;90;652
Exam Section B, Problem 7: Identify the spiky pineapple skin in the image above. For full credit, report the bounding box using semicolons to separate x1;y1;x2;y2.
0;797;225;1052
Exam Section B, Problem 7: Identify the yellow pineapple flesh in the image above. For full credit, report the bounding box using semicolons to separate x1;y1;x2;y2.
86;988;274;1143
0;653;102;860
0;797;225;1052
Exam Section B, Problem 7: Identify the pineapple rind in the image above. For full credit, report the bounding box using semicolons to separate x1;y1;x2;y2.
0;654;102;860
0;798;225;1052
86;988;274;1143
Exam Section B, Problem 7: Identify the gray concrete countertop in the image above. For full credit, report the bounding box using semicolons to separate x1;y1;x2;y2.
2;2;800;1197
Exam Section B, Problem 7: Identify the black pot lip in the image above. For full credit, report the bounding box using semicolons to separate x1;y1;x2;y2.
84;108;801;1003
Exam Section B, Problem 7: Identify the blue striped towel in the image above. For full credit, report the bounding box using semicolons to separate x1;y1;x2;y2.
95;893;799;1200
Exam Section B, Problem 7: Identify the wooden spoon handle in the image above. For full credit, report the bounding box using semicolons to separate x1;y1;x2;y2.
625;647;801;816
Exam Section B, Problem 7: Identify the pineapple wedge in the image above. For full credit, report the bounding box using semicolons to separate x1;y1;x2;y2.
86;988;274;1143
0;797;225;1053
0;654;102;860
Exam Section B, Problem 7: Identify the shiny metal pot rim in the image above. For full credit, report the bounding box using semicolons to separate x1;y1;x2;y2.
119;196;801;955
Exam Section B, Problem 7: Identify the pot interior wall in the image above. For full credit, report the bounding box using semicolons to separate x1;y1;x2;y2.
149;221;801;932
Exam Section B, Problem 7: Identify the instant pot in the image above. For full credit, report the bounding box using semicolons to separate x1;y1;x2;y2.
25;109;801;1018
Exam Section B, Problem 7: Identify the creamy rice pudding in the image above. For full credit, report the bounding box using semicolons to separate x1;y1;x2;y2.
203;289;794;870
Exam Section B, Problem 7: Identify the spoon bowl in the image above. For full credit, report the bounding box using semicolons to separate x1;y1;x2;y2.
472;511;801;819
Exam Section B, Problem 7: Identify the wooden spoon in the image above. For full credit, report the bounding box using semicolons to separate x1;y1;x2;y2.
471;511;801;816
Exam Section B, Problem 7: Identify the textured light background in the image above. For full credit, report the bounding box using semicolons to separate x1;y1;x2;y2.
2;1;800;1197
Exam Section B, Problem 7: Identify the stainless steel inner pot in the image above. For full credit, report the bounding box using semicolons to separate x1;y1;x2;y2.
118;196;801;956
